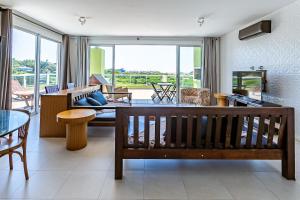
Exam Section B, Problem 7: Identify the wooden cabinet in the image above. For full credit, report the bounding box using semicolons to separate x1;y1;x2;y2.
39;86;99;137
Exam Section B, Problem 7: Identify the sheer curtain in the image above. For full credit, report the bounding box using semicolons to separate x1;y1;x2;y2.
202;37;220;102
0;9;13;109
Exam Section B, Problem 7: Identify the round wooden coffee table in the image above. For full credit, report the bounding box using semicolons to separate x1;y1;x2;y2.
57;109;96;150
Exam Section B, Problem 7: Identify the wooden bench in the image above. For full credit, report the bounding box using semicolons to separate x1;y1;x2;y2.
115;106;295;180
67;85;132;126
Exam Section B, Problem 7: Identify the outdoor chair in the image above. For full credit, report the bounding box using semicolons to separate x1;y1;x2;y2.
180;88;211;105
45;85;59;94
0;109;31;180
11;80;34;108
151;83;163;101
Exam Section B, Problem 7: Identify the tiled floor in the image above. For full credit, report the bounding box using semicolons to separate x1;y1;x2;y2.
1;114;300;200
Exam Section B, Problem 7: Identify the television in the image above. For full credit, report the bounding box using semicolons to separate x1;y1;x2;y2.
232;71;266;100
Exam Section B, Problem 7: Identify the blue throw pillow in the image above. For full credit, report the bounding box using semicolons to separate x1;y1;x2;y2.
90;91;107;105
86;97;102;106
74;98;92;106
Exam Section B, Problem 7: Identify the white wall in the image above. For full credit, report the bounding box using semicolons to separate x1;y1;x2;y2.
220;0;300;137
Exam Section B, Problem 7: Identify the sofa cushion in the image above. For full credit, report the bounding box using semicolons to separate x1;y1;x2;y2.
86;97;102;106
94;111;115;121
74;98;92;106
90;91;107;105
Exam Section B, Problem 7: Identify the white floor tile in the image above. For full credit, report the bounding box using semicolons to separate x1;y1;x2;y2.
143;171;188;200
182;172;233;200
218;172;279;200
9;171;70;199
100;171;144;200
55;171;107;199
254;172;300;200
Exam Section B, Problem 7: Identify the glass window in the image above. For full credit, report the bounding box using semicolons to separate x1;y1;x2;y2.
40;38;60;93
11;28;37;112
115;45;177;100
179;46;202;89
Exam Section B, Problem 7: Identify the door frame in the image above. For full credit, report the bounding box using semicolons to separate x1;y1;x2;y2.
88;43;203;103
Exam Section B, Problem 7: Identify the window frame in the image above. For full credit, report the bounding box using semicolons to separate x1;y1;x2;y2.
88;42;203;102
12;26;62;114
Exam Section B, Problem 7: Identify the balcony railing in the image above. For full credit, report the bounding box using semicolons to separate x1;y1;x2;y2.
104;74;196;89
12;73;57;89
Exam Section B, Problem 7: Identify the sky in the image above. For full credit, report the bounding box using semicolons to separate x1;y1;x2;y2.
95;45;199;73
12;28;59;63
12;28;200;74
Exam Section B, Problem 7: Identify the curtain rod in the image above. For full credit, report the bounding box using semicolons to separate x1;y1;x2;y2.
12;12;64;36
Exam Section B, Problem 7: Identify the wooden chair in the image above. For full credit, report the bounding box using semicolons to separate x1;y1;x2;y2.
11;80;34;108
151;83;163;101
0;109;31;180
67;83;75;89
45;85;59;94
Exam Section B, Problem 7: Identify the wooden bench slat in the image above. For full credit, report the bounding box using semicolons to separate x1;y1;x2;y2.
176;116;182;148
205;115;213;148
256;115;265;148
267;116;276;148
134;115;139;147
187;115;193;148
155;115;161;148
225;115;233;148
165;116;172;148
215;115;222;148
246;115;254;148
235;115;244;148
196;115;202;148
144;115;150;148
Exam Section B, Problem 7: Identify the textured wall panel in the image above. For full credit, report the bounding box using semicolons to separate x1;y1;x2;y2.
220;0;300;137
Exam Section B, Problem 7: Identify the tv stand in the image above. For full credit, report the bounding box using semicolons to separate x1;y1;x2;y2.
228;94;281;107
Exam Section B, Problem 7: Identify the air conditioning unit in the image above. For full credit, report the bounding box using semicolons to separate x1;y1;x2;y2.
239;20;271;40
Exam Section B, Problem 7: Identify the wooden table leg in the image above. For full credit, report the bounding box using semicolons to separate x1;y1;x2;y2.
66;122;88;150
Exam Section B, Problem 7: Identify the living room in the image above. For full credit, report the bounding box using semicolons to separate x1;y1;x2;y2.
0;0;299;200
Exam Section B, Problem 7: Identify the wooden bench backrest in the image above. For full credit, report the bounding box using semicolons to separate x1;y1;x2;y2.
116;106;294;150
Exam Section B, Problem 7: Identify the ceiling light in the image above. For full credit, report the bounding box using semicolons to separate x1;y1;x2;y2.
78;16;87;25
197;17;205;27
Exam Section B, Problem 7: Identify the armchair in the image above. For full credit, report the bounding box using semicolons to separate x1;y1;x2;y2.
180;88;210;106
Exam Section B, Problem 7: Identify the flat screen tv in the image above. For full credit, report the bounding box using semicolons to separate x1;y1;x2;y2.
232;71;265;100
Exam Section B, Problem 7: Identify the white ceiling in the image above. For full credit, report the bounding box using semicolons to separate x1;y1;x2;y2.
0;0;297;36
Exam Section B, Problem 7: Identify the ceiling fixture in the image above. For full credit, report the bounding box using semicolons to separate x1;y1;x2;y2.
78;16;87;25
197;17;205;27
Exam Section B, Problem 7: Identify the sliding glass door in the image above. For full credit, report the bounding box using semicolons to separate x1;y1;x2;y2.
115;45;177;100
89;46;114;92
12;28;37;112
179;46;202;100
39;38;60;105
88;43;202;103
11;28;61;113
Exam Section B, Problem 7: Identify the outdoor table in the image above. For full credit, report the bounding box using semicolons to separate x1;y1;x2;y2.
152;82;175;101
